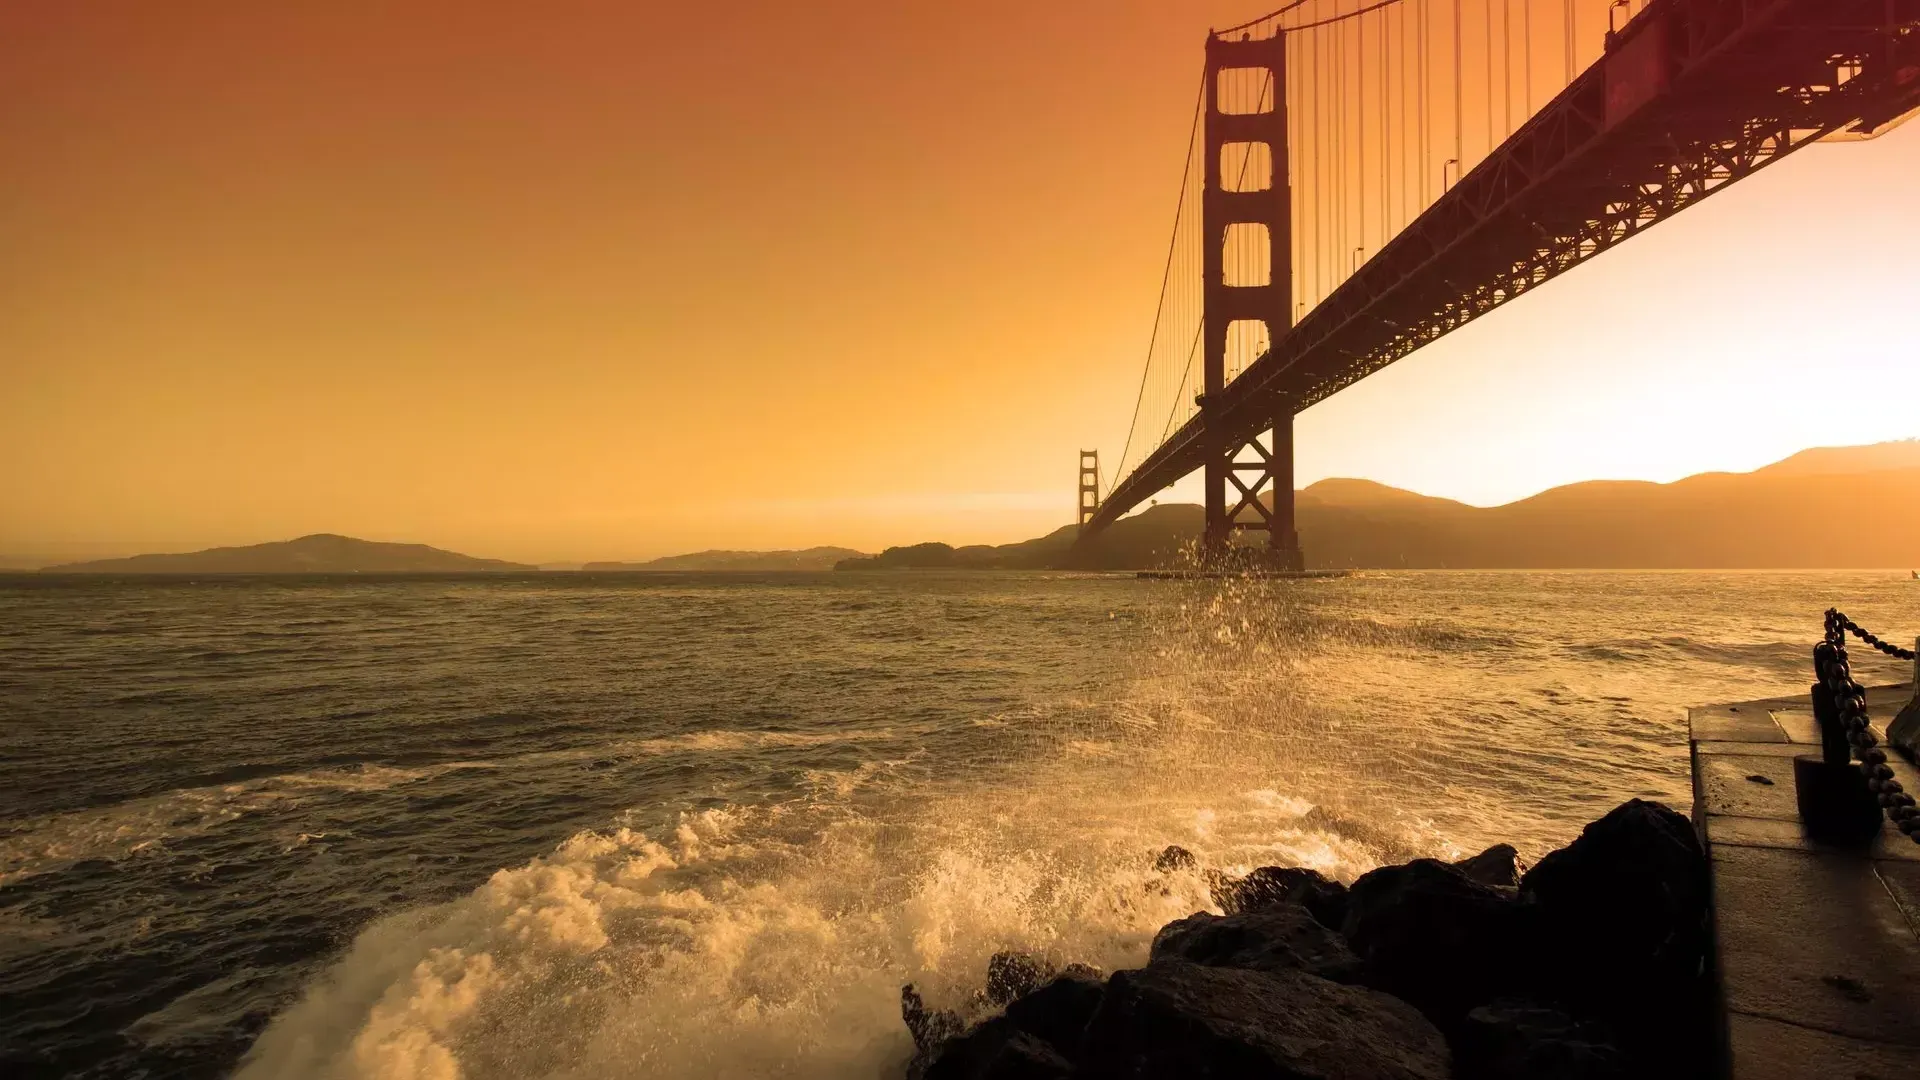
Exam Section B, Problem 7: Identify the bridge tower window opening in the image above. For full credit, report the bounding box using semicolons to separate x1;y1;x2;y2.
1220;142;1274;192
1224;320;1271;385
1216;67;1276;114
1222;223;1273;288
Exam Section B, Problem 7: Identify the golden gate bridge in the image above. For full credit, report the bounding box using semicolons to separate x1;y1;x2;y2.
1078;0;1920;568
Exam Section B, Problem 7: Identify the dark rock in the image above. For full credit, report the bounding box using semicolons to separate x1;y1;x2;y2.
1458;1000;1629;1080
1210;865;1349;927
1002;970;1105;1057
1342;857;1531;1027
1151;845;1197;873
922;1018;1075;1080
904;983;969;1080
1150;905;1362;981
1518;799;1710;1072
1080;960;1450;1079
983;951;1057;1008
1518;800;1707;981
1451;843;1522;889
904;983;966;1051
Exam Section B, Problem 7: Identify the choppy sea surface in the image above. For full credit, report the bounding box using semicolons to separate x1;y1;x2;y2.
1;570;1913;1079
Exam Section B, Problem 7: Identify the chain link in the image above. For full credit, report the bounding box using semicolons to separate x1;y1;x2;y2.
1834;613;1919;662
1821;609;1920;843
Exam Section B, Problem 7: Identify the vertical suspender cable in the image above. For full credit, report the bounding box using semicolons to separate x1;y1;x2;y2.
1404;3;1415;228
1315;16;1325;307
1565;0;1575;84
1328;8;1338;292
1453;0;1464;187
1380;6;1389;248
1334;5;1344;289
1483;0;1494;160
1419;0;1429;206
1502;0;1512;137
1290;25;1305;319
1309;21;1317;308
1357;9;1365;266
1321;11;1331;304
1399;4;1409;229
1523;0;1532;116
1113;70;1204;483
1347;4;1355;276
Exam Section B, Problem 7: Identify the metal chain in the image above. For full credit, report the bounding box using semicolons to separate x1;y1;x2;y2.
1822;609;1920;842
1835;613;1919;662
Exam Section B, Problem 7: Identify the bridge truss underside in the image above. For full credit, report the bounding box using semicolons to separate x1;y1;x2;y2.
1084;0;1920;544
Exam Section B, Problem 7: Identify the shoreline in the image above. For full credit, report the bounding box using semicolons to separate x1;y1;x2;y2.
902;798;1712;1080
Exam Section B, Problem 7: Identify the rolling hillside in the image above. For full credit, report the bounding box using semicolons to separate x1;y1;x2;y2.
841;440;1920;570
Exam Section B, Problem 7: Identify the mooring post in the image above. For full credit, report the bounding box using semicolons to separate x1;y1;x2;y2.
1795;637;1885;842
1810;643;1852;766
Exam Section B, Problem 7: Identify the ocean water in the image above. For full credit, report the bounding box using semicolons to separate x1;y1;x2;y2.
0;570;1913;1079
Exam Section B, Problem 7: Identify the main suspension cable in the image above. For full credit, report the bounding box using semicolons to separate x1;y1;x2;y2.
1114;72;1207;486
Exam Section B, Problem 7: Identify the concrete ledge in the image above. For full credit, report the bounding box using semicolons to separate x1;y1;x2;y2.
1709;844;1920;1044
1690;682;1920;1076
1726;1013;1920;1080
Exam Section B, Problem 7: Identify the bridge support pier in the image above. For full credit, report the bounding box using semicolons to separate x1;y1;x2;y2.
1204;410;1302;571
1199;29;1303;571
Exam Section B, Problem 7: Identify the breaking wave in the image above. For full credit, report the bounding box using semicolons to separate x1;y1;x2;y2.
237;786;1381;1080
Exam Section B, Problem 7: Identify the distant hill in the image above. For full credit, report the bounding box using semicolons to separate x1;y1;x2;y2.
1753;438;1920;476
584;546;867;572
837;440;1920;571
40;534;536;574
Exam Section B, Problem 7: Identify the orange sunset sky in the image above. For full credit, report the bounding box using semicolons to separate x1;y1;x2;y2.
4;1;1918;563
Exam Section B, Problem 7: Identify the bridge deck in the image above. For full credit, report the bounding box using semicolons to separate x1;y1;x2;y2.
1688;683;1920;1078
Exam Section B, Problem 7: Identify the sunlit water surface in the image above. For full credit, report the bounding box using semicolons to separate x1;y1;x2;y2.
0;570;1912;1079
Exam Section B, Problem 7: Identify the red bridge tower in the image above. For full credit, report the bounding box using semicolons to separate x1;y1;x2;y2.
1202;31;1301;570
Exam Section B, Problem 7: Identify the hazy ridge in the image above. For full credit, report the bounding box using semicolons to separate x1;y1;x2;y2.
38;534;535;574
23;441;1919;573
583;547;867;572
844;441;1920;571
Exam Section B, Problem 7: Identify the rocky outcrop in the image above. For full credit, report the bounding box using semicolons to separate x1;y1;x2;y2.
1517;799;1711;1075
907;960;1104;1079
1451;843;1523;889
1081;962;1450;1080
1149;905;1361;981
921;1019;1074;1080
901;799;1711;1080
1342;858;1533;1027
1001;970;1105;1058
1210;865;1349;928
1456;1001;1628;1080
983;952;1056;1008
903;984;967;1078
